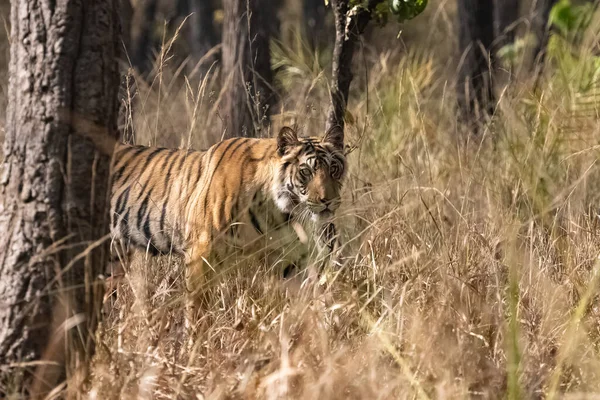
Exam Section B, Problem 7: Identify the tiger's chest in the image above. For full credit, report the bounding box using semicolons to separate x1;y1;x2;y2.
224;193;306;249
215;192;309;261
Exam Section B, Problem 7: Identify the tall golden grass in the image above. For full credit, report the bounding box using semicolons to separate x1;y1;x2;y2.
4;1;600;398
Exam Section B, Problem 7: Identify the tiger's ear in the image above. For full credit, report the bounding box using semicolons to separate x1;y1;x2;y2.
322;125;344;150
277;126;299;156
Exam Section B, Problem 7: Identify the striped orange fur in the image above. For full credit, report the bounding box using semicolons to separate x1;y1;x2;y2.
109;126;346;300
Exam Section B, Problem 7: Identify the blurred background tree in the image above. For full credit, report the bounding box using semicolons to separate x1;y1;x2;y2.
221;0;277;138
114;0;575;139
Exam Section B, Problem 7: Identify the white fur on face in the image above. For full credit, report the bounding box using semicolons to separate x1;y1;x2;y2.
272;177;294;213
275;192;292;213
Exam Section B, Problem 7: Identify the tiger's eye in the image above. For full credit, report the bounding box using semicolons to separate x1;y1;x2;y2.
300;168;312;179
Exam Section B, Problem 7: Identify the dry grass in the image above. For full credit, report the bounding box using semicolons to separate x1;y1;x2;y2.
4;1;600;399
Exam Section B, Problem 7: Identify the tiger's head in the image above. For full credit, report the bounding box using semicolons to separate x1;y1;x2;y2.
273;126;347;221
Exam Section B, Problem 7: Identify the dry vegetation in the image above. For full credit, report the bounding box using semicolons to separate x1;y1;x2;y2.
4;1;600;399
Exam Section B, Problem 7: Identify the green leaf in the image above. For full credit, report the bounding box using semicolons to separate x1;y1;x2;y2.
388;0;428;22
549;0;577;36
549;0;595;39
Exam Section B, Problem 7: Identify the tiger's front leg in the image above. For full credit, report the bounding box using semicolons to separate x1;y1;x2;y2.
102;239;131;311
316;221;342;269
183;235;211;348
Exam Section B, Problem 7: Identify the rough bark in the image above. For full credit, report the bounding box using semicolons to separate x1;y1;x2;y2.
326;0;375;132
0;0;120;396
456;0;496;127
130;0;157;76
222;0;274;138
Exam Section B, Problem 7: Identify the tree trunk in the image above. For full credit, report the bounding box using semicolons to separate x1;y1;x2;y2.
303;0;328;50
494;0;520;49
222;0;274;138
456;0;496;128
326;0;374;132
530;0;558;86
130;0;157;76
0;0;120;397
120;0;134;53
187;0;218;75
493;0;520;82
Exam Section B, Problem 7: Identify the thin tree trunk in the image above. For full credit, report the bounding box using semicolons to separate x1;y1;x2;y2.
222;0;274;138
494;0;520;49
530;0;558;87
188;0;218;74
326;0;374;132
303;0;328;50
0;0;120;396
494;0;520;81
456;0;496;128
130;0;157;76
120;0;134;53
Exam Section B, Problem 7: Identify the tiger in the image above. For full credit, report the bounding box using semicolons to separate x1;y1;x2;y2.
107;125;347;318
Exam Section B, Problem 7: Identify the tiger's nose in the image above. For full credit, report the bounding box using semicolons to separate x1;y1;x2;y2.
319;197;329;205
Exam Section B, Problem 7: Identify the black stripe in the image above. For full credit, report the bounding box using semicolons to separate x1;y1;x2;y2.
214;138;245;169
186;152;203;188
145;245;160;256
123;145;149;158
155;150;178;197
143;217;153;246
231;200;239;221
162;151;181;193
135;148;168;198
114;186;132;225
141;147;167;171
201;138;237;176
161;150;183;214
202;138;248;212
136;189;153;239
249;208;263;235
112;164;127;186
120;209;130;240
114;144;131;156
235;144;258;168
282;212;291;223
112;146;148;185
160;150;178;187
159;204;168;237
176;149;192;173
142;217;157;252
159;204;173;252
303;142;315;153
116;147;153;188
